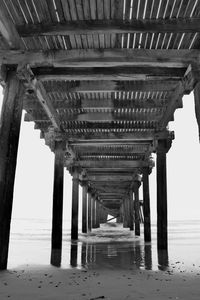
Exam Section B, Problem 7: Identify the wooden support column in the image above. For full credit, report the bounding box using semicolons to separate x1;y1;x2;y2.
0;69;24;270
71;169;79;240
157;140;168;249
92;199;96;228
82;185;88;233
123;199;128;228
134;182;140;236
129;190;134;231
95;201;100;228
118;205;123;223
88;192;92;232
194;82;200;141
143;168;151;242
51;141;64;266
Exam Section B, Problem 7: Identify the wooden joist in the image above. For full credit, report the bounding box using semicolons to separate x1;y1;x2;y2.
75;160;147;168
0;49;197;68
85;175;135;182
34;67;186;81
43;81;177;93
25;110;163;123
73;145;149;154
0;2;22;49
17;18;200;36
24;98;168;110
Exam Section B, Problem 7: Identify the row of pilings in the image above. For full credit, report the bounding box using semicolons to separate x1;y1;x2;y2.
0;70;170;269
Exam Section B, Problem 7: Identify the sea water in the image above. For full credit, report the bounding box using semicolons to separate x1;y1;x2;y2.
8;219;200;272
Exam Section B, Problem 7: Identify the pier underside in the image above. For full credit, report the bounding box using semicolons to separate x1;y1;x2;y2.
1;0;200;269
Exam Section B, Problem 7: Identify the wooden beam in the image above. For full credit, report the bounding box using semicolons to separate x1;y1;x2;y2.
44;81;178;93
0;2;22;49
24;97;168;110
34;66;185;81
18;65;61;130
67;131;172;141
17;18;200;36
25;111;163;123
85;175;135;181
0;49;197;68
75;145;150;153
76;160;146;168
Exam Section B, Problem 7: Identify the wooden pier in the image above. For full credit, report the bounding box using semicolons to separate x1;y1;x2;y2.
0;0;200;269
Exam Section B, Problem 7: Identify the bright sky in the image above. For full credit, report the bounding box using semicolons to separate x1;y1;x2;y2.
0;88;200;221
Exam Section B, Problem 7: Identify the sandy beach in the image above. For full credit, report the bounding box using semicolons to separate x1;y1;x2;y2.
1;264;200;300
1;221;200;299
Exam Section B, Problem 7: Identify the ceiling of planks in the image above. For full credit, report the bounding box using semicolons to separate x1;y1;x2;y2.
0;0;199;215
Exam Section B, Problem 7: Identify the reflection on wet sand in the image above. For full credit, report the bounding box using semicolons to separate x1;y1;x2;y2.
70;240;168;271
69;224;169;271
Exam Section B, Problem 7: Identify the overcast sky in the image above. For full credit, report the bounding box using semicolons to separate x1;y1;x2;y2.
0;88;200;221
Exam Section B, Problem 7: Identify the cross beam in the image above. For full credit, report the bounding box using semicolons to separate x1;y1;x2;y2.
17;18;200;36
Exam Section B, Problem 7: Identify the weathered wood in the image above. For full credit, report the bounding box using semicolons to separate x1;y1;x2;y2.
45;81;177;93
143;168;151;242
71;170;79;240
66;130;172;141
85;175;138;182
157;249;169;271
25;97;167;110
26;111;162;123
134;183;140;236
0;70;24;270
0;49;197;68
157;140;168;250
92;200;96;228
76;160;147;168
70;242;78;268
18;65;61;130
17;18;200;36
95;201;100;228
159;82;184;130
87;193;92;231
51;141;64;267
129;191;134;231
0;2;22;49
82;185;88;233
123;199;129;228
194;82;200;140
34;66;185;81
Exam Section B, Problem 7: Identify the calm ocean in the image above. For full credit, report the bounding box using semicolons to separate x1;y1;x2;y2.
8;219;200;272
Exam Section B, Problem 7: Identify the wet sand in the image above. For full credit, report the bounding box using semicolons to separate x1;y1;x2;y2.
1;264;200;300
1;222;200;299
